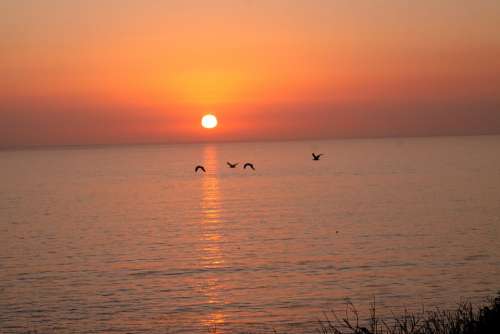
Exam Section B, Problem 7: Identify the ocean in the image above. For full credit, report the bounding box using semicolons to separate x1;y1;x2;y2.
1;136;499;333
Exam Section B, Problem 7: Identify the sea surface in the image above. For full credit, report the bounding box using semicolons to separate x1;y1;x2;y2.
1;136;500;333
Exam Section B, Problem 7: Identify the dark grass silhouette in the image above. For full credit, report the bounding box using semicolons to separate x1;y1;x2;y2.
316;293;500;334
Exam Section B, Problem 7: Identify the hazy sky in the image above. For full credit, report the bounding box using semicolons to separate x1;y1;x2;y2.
1;0;500;147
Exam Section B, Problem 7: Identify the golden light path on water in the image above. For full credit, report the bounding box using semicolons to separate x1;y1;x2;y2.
200;145;226;331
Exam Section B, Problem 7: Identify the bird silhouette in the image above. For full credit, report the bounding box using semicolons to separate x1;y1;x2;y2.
243;163;255;170
312;153;323;161
195;165;206;173
227;162;238;168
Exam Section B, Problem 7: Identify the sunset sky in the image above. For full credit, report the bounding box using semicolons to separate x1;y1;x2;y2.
1;0;500;147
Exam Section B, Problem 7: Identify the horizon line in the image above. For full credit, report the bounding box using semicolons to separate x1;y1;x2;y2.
1;132;499;152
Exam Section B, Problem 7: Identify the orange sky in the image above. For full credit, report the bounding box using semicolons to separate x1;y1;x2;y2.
1;0;500;147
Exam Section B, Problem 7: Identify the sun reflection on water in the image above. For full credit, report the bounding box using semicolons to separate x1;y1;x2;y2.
199;145;227;331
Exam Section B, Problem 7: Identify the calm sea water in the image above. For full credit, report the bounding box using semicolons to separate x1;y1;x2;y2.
1;136;500;333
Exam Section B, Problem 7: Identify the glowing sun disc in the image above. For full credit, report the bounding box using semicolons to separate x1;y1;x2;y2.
201;114;218;129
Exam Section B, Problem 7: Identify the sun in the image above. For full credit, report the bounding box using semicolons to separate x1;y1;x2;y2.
201;114;218;129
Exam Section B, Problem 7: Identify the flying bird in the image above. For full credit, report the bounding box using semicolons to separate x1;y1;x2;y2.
227;162;239;168
195;165;206;173
243;163;255;170
312;153;323;161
